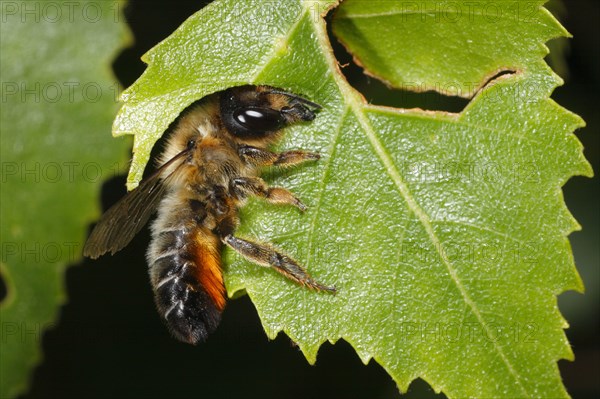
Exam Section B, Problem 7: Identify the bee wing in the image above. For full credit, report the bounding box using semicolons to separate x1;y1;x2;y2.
83;148;191;259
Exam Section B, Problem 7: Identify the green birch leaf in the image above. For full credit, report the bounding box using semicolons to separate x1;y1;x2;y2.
333;0;569;97
0;1;129;397
112;0;591;397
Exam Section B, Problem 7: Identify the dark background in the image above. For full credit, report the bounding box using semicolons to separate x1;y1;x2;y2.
18;1;599;398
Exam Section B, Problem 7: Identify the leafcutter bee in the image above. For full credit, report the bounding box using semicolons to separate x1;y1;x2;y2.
84;85;335;344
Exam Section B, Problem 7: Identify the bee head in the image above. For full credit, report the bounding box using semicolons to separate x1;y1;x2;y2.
220;85;321;140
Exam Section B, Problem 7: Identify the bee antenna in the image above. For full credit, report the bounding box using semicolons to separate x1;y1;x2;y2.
264;89;322;110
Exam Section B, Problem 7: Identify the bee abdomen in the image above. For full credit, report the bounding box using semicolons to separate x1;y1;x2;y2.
148;228;225;345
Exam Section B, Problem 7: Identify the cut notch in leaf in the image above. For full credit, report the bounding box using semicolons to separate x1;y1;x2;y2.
332;0;567;99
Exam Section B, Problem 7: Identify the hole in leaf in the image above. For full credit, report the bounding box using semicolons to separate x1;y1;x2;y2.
325;10;517;113
0;269;7;303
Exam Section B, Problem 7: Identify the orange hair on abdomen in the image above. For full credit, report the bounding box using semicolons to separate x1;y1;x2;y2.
191;228;226;311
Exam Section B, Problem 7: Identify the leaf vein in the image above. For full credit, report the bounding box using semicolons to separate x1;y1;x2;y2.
434;219;530;247
251;6;307;81
305;106;350;270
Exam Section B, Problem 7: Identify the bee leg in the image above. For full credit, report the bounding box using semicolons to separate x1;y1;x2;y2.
231;177;307;211
238;145;320;167
222;234;335;292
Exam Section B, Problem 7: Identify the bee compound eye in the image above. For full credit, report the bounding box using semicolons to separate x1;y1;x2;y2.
233;107;284;133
